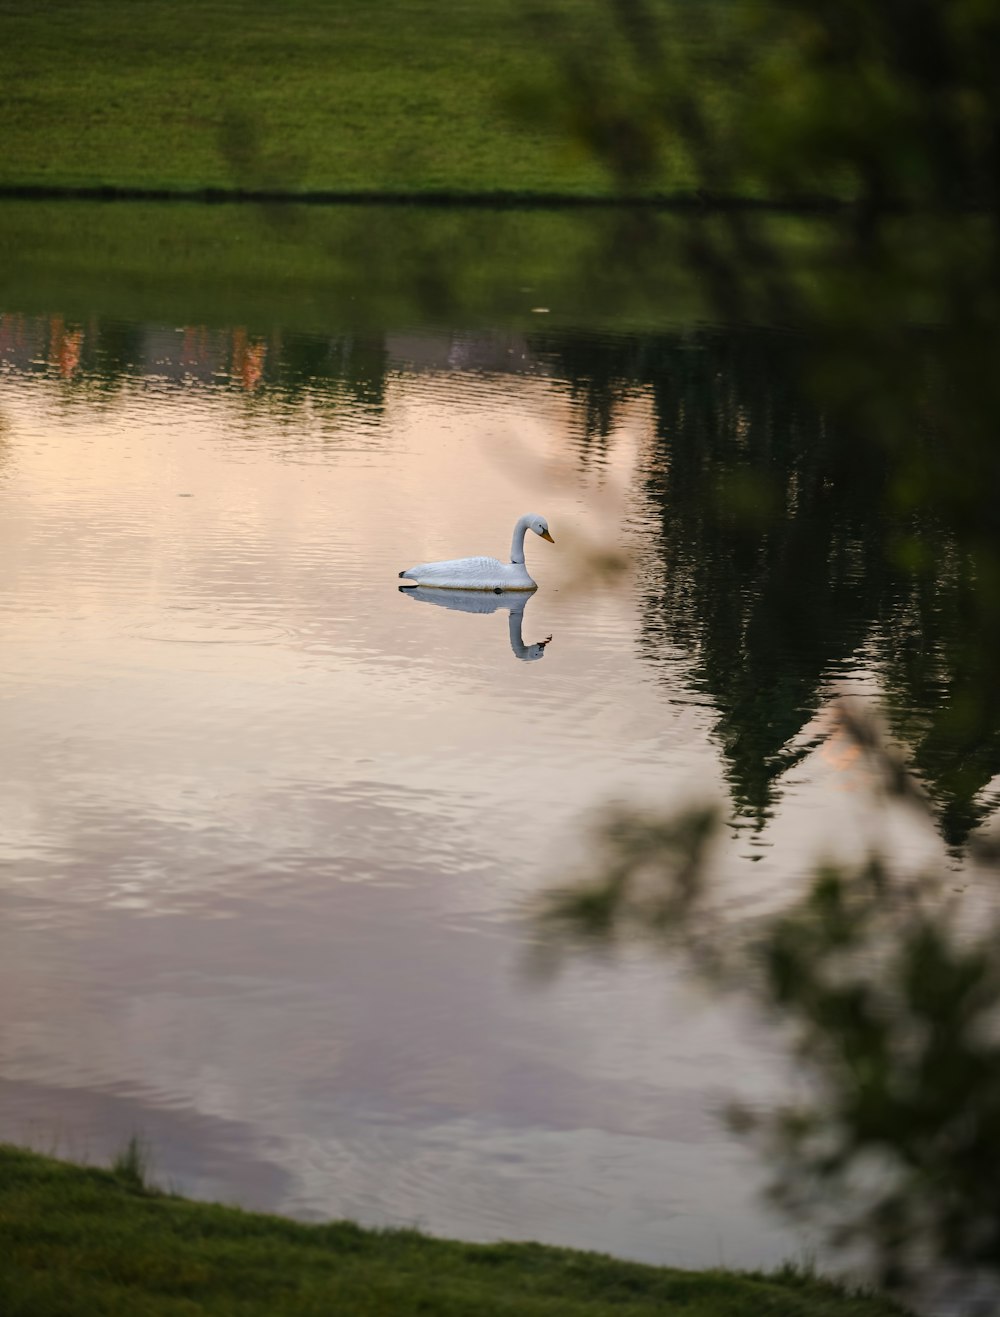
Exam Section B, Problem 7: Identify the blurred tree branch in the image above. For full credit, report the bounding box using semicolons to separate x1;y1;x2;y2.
536;706;1000;1298
523;9;1000;1291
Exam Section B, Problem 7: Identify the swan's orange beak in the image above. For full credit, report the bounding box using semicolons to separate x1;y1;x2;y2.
540;530;555;543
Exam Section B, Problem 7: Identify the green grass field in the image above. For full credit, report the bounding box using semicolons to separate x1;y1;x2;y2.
0;198;837;334
0;1145;910;1316
0;200;695;332
0;0;709;196
0;0;821;335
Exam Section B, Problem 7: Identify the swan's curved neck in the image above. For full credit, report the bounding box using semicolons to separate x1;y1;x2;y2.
508;604;528;658
510;515;531;565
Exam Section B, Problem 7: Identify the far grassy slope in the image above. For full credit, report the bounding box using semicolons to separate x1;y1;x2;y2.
0;0;711;195
0;199;833;335
0;1145;909;1317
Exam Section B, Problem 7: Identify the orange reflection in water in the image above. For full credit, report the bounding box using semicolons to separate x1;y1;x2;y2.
48;315;84;379
822;733;862;773
230;328;267;391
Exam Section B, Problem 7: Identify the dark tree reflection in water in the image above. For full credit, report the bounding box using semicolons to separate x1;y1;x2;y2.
533;325;1000;848
535;328;897;829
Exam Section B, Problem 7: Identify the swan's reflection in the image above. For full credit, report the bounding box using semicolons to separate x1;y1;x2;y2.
398;587;552;661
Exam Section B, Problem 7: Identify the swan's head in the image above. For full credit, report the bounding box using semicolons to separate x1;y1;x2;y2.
524;634;553;662
528;515;554;544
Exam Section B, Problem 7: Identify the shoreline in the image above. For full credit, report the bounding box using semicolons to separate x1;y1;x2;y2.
0;185;986;215
0;1143;910;1316
0;184;853;213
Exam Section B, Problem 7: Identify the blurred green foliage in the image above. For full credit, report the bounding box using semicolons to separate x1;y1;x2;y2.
538;714;1000;1297
528;0;1000;207
732;0;1000;212
533;0;1000;1302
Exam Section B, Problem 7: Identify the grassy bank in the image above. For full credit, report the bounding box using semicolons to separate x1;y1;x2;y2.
0;199;710;333
0;0;713;197
0;199;834;335
0;1144;909;1316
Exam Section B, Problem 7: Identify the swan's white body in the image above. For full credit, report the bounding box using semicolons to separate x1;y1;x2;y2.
398;513;553;592
400;555;535;591
399;586;552;661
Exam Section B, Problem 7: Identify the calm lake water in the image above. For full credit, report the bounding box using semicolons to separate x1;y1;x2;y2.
0;310;977;1272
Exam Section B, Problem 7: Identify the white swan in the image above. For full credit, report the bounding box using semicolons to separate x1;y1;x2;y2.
398;513;554;591
399;586;553;661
